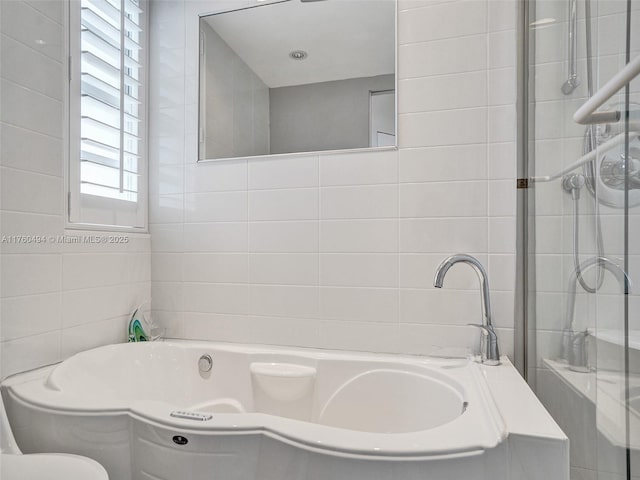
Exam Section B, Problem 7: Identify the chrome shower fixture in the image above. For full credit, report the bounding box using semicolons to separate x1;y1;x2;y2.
561;0;580;95
561;76;581;95
562;173;585;199
582;110;640;207
597;135;640;191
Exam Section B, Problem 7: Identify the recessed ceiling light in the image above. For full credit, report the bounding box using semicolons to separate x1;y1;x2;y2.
289;50;308;60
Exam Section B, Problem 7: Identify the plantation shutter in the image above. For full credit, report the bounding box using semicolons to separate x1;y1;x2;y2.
68;0;147;230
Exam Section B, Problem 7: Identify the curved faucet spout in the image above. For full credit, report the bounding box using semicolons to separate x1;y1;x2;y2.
562;256;630;371
565;256;631;331
434;254;493;329
434;254;500;365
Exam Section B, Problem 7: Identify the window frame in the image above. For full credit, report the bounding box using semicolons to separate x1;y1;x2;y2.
65;0;149;233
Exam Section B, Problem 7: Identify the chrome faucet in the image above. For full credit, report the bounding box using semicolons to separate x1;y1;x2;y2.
563;256;630;372
434;254;500;365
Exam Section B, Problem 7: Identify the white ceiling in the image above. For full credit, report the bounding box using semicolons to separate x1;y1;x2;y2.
202;0;395;88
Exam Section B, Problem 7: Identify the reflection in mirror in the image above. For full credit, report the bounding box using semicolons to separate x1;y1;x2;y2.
198;0;396;161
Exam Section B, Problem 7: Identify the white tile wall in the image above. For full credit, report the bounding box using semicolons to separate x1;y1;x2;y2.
148;0;517;357
0;0;151;378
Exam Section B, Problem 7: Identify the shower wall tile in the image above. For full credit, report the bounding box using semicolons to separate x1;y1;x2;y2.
184;160;247;193
488;29;517;69
1;254;62;298
150;165;184;196
249;189;318;221
0;124;63;177
249;253;317;286
247;316;323;348
399;288;487;325
1;293;62;342
151;282;185;313
0;79;62;138
1;34;63;101
248;221;318;253
25;0;64;24
0;0;151;379
399;218;488;253
61;315;131;359
488;143;516;180
399;181;487;218
184;283;248;315
399;107;488;147
488;0;517;32
319;287;399;324
248;155;318;190
397;323;481;356
398;0;458;12
399;145;487;183
150;224;184;253
149;194;184;224
183;253;248;284
319;321;400;353
149;0;518;359
491;291;516;329
489;217;517;254
0;168;63;216
62;253;150;290
62;283;149;329
489;180;516;217
320;220;398;253
151;253;184;283
398;0;487;44
149;74;185;110
319;254;399;288
319;150;398;186
0;0;63;62
399;35;487;79
248;285;319;319
488;254;517;292
0;213;62;255
320;185;398;219
399;71;488;113
488;105;517;144
0;331;63;379
184;191;247;223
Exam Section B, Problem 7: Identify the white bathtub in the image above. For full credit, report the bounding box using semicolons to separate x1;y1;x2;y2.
2;341;568;480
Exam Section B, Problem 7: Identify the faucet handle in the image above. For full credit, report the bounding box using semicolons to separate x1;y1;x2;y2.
467;324;501;366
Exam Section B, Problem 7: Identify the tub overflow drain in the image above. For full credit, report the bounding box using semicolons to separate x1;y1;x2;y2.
198;354;213;372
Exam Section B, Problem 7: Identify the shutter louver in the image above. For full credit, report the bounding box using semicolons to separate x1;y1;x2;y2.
79;0;143;204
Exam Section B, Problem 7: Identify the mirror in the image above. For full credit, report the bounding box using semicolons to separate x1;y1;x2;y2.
198;0;396;161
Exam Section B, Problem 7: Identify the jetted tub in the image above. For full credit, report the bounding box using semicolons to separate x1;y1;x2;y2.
2;341;569;480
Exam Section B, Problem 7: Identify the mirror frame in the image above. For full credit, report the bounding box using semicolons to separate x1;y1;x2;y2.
196;0;398;163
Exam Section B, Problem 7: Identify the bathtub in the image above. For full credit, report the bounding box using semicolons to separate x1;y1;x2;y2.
2;341;568;480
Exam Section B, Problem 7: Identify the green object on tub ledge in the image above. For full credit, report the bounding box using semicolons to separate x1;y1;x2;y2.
128;306;148;342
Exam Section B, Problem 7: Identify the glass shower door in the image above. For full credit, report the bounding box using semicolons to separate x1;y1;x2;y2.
526;0;640;478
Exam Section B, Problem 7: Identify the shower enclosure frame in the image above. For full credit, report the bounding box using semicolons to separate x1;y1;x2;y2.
515;0;531;379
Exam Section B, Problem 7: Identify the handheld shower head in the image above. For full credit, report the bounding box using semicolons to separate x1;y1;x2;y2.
561;76;581;95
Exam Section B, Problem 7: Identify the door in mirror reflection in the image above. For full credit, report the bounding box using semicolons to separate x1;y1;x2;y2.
198;0;396;161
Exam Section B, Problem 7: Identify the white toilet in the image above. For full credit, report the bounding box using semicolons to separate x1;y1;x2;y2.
0;396;108;480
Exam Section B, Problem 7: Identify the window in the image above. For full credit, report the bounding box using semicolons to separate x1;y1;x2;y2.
68;0;147;230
